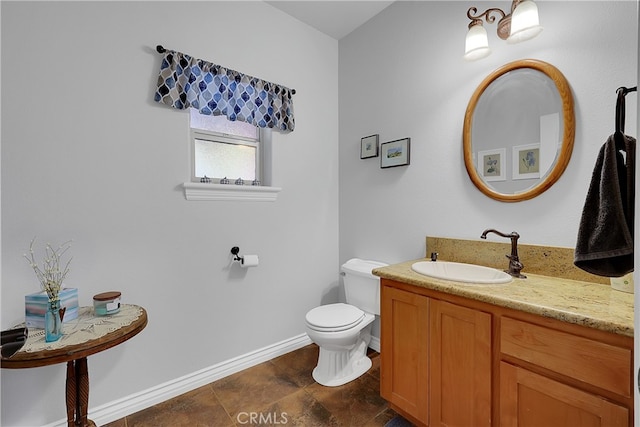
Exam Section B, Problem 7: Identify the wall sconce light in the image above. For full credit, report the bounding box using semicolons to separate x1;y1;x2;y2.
464;0;543;61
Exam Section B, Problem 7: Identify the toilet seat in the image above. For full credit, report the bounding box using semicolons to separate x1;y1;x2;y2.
305;303;365;332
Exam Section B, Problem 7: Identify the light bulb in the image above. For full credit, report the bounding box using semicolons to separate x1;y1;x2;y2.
507;0;543;44
464;24;491;61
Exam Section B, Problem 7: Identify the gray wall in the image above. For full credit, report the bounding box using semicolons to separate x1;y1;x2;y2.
1;2;339;425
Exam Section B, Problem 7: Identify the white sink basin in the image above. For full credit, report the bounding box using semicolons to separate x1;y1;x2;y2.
411;261;512;284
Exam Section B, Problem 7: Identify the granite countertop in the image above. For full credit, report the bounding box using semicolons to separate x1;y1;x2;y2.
373;259;634;337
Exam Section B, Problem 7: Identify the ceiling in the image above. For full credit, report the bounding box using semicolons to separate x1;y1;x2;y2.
265;1;395;40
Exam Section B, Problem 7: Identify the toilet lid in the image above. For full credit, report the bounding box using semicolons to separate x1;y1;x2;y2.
306;303;365;332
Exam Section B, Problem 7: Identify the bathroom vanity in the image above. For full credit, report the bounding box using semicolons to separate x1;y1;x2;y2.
373;239;633;427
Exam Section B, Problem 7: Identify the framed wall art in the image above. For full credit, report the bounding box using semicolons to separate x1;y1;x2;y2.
513;143;540;180
360;134;379;159
380;138;411;168
477;148;506;182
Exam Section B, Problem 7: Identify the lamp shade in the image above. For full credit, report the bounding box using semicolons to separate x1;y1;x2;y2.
464;24;491;61
507;0;543;43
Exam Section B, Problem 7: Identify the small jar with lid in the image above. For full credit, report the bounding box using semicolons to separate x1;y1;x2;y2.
93;291;121;316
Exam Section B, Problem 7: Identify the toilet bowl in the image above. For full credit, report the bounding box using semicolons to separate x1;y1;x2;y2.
305;258;388;387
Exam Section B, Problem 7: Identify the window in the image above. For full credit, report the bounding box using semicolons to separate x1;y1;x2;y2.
183;110;280;201
190;109;264;184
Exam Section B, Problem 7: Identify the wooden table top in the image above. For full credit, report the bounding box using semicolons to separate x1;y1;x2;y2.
2;305;147;369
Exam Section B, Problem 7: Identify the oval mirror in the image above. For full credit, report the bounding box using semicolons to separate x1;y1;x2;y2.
463;59;575;202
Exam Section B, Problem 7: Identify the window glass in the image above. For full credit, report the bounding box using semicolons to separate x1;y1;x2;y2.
190;109;261;183
194;138;256;180
189;110;258;139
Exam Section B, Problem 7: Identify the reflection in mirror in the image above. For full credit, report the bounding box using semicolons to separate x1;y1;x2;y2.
474;69;561;193
463;59;575;202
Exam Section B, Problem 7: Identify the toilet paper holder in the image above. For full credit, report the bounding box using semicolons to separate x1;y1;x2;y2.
230;246;243;262
231;246;259;268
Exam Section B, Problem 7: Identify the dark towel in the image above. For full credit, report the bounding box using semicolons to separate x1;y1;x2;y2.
574;133;635;277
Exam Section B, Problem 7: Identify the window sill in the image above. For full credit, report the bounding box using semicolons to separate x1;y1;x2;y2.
182;182;281;201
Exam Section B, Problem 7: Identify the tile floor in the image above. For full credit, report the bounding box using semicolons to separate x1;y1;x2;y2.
104;344;401;426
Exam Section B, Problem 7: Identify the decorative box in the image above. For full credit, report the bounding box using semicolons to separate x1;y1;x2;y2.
25;288;79;329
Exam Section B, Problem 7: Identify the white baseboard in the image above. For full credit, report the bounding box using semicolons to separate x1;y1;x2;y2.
45;332;381;427
44;334;313;427
370;335;380;353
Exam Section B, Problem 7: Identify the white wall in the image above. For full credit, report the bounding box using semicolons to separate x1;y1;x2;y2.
1;2;339;426
339;1;638;263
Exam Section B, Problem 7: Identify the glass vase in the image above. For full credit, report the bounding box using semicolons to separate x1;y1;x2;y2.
45;300;63;342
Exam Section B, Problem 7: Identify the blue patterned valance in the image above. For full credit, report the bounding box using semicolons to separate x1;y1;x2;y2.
155;48;295;133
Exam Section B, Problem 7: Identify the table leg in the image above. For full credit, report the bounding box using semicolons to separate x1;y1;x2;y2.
77;358;90;426
65;362;76;427
64;358;96;427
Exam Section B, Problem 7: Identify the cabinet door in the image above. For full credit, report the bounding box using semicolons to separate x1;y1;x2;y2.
430;299;492;427
381;284;429;425
500;362;628;427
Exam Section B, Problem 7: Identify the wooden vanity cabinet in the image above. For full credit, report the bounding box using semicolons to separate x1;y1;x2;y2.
499;317;632;426
380;280;492;427
380;279;633;427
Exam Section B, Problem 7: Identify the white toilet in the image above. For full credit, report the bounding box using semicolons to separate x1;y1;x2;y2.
305;258;388;387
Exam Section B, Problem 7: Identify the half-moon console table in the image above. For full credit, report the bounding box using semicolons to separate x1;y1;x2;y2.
1;304;148;427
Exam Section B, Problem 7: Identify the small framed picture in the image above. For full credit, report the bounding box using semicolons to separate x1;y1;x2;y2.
477;148;506;182
380;138;411;168
360;134;379;159
513;143;540;180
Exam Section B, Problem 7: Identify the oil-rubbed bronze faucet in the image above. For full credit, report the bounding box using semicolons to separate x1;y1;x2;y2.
480;229;526;278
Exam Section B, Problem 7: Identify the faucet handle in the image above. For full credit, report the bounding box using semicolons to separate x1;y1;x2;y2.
430;252;438;262
505;254;526;278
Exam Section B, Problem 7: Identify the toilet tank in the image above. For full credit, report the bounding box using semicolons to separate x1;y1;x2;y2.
341;258;388;315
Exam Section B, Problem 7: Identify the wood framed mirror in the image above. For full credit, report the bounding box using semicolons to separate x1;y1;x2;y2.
463;59;575;202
